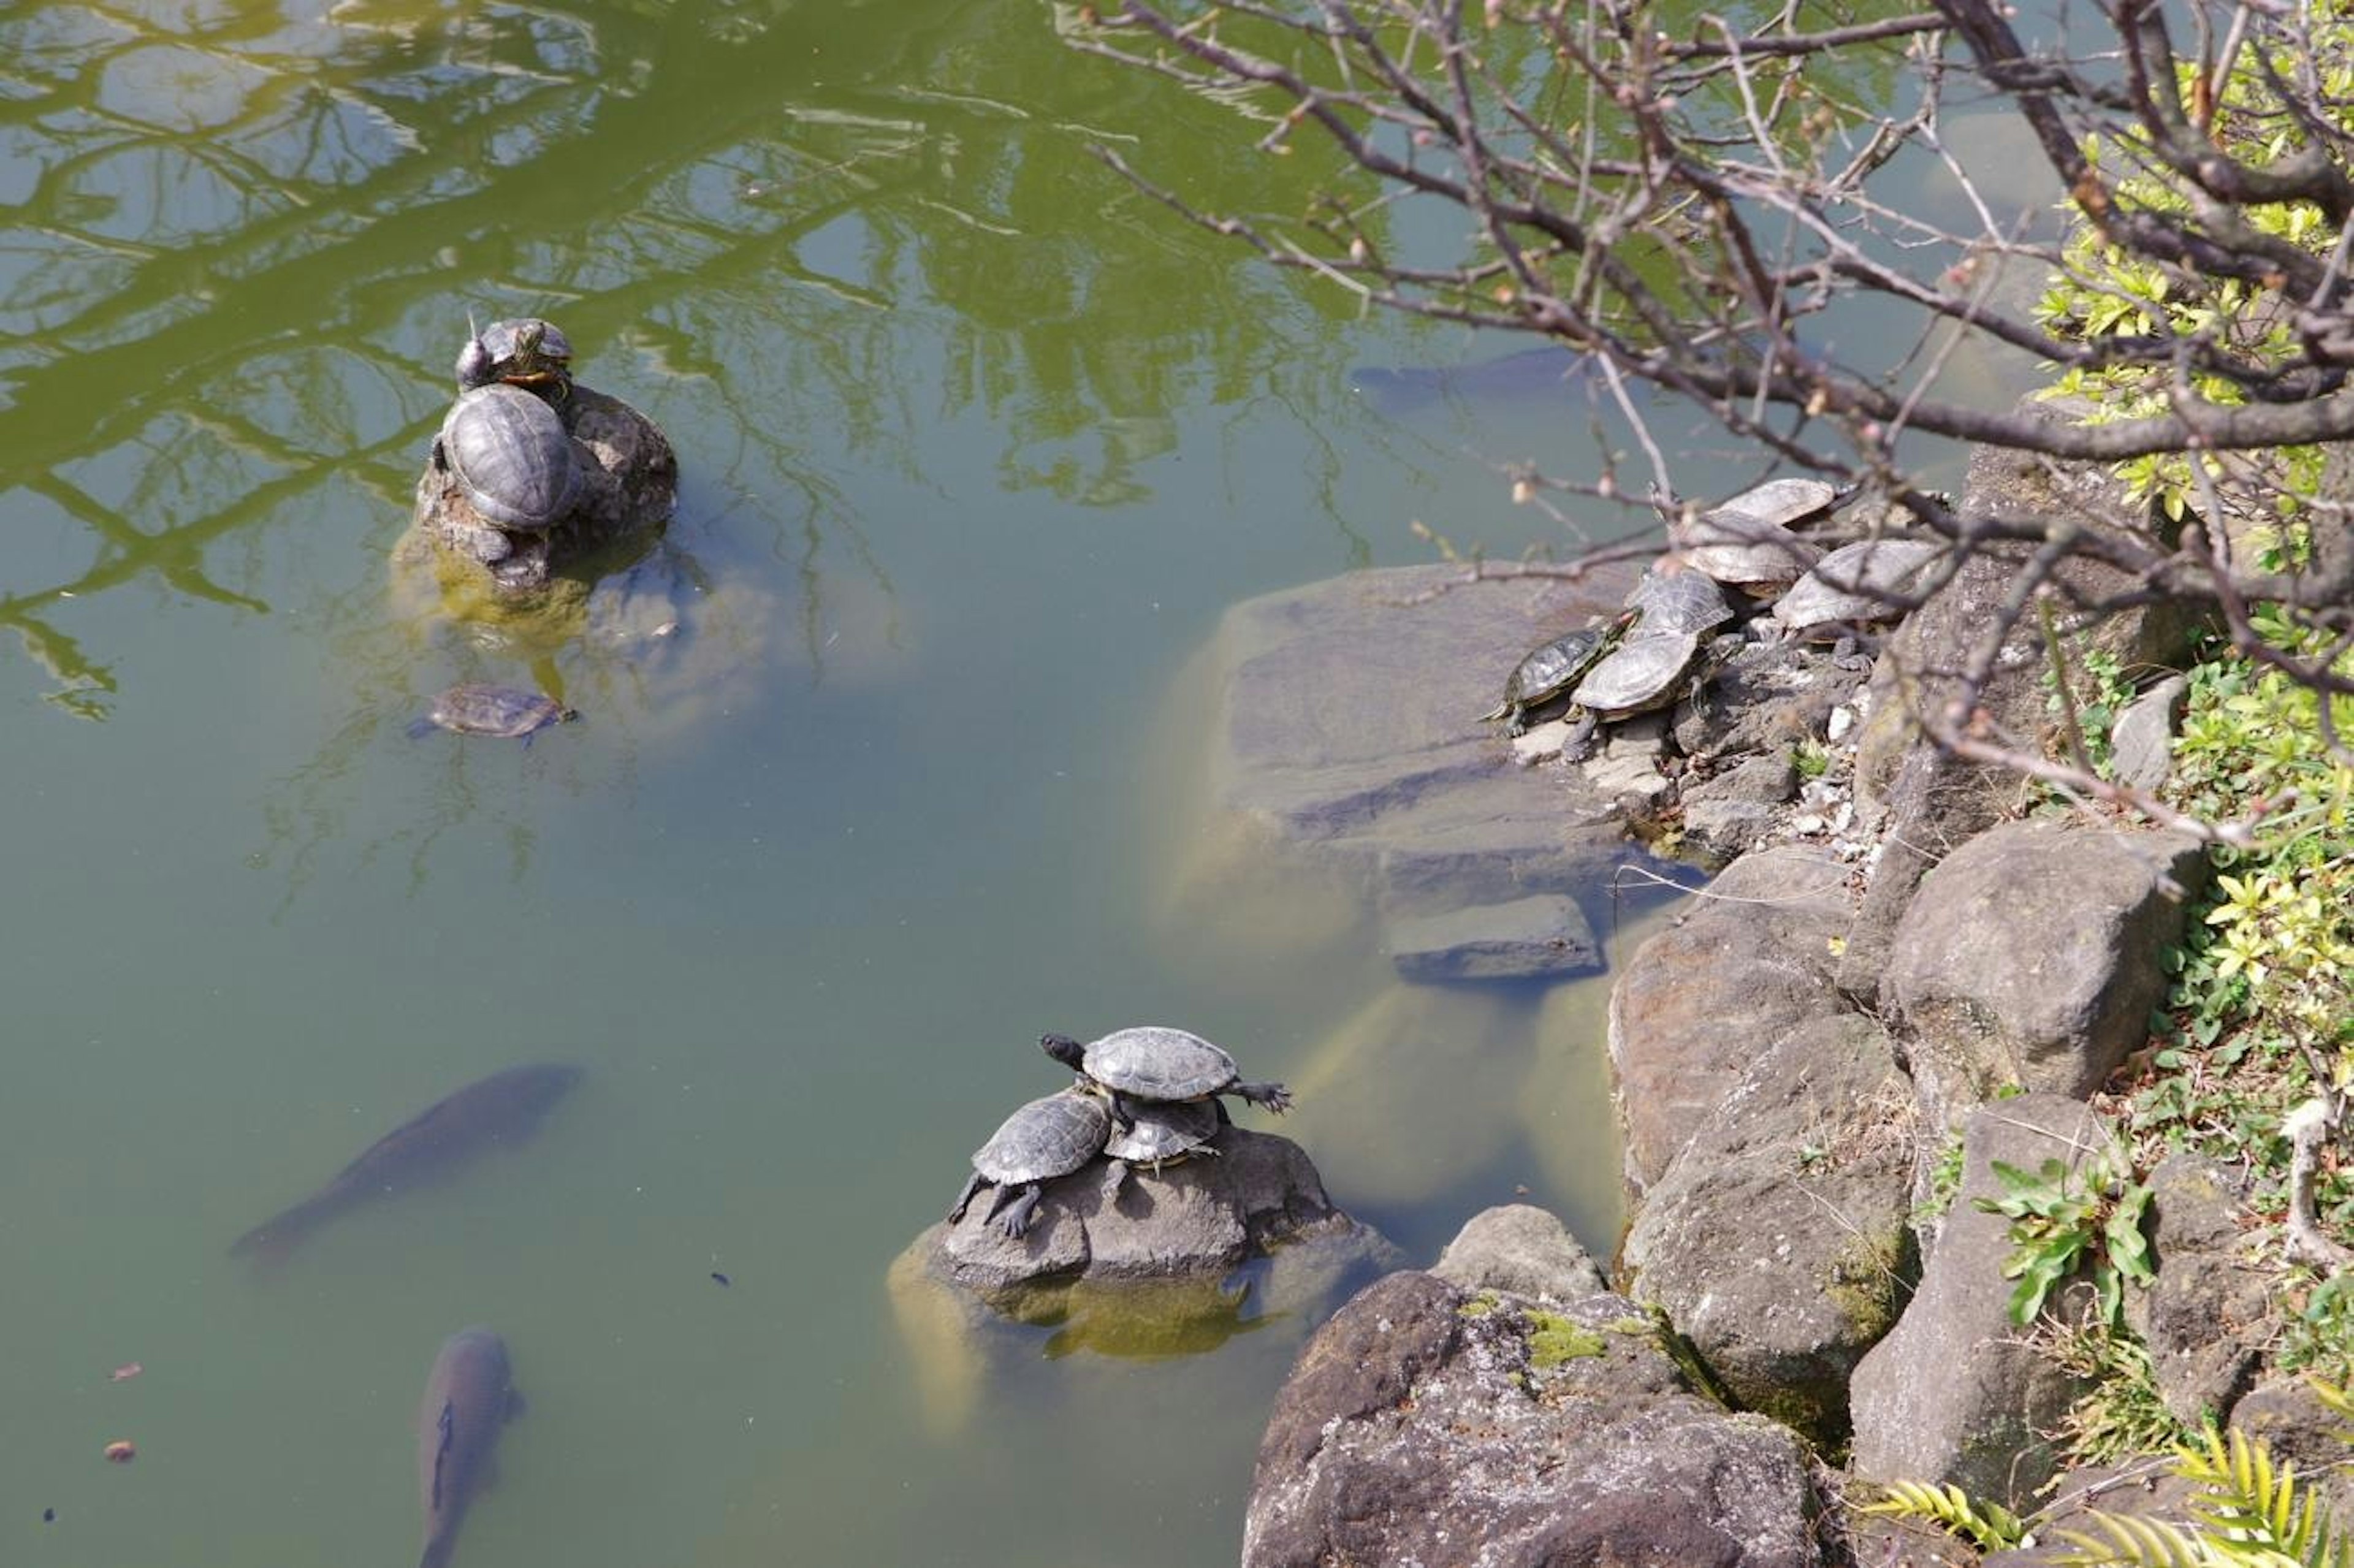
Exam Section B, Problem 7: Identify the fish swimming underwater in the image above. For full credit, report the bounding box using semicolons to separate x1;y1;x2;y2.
229;1063;582;1266
416;1328;519;1568
1348;346;1592;415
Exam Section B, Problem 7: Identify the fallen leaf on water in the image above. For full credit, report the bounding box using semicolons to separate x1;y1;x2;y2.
103;1441;136;1464
109;1363;142;1382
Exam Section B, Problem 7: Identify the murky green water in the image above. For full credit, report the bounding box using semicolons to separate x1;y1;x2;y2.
0;0;2037;1562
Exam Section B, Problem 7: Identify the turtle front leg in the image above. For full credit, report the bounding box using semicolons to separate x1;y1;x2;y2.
1107;1091;1142;1135
947;1171;985;1225
1233;1080;1292;1114
996;1184;1044;1238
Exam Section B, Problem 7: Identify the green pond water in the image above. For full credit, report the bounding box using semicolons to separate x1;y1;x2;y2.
0;0;2040;1562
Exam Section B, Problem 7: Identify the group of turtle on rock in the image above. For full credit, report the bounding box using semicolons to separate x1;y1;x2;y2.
948;1027;1293;1239
1481;477;1945;760
402;313;682;740
409;313;679;599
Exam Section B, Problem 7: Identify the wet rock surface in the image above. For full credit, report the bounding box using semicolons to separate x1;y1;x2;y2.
1243;1269;1829;1568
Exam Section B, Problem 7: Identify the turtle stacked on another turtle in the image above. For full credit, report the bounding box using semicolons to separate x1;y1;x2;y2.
942;1027;1293;1239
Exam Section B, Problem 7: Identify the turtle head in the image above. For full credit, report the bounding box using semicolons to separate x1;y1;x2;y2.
455;311;495;390
1040;1033;1086;1071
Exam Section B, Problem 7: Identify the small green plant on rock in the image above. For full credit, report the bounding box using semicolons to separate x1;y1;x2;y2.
1975;1141;2154;1329
2040;1320;2194;1466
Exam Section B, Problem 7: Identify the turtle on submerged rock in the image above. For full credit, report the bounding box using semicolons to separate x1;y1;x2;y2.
409;312;678;599
408;683;577;740
1042;1027;1292;1128
948;1087;1114;1239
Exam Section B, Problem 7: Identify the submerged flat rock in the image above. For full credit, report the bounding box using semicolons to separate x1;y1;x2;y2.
1149;563;1639;983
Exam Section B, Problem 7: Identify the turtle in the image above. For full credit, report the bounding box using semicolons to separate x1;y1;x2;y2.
1623;565;1735;639
455;314;574;397
1102;1097;1225;1182
1767;538;1944;668
1560;629;1744;761
947;1086;1114;1239
436;383;583;532
1666;477;1847;596
1479;612;1634;736
1040;1027;1292;1128
407;683;577;740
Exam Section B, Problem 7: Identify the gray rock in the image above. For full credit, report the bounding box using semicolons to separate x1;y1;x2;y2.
1674;639;1864;761
1834;406;2207;1001
2109;674;2188;793
1609;845;1855;1193
928;1127;1369;1305
1432;1204;1609;1300
2127;1153;2273;1426
1385;894;1599;982
407;381;679;598
1887;821;2207;1113
1681;748;1802;864
1623;1013;1916;1448
1165;565;1637;936
1848;1092;2113;1512
1244;1271;1827;1568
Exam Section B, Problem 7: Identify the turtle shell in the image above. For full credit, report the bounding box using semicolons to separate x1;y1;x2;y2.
456;317;574;392
1771;539;1943;636
440;384;582;531
1076;1026;1244;1103
970;1088;1113;1185
1482;623;1617;730
1624;566;1735;637
1572;630;1706;718
1103;1098;1222;1168
416;683;576;739
1706;476;1843;530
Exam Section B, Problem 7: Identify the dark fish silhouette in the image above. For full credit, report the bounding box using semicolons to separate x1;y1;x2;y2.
1349;346;1591;414
416;1328;518;1568
229;1064;582;1266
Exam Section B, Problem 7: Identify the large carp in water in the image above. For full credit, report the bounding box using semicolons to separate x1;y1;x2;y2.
416;1327;519;1568
1348;346;1591;416
229;1063;582;1265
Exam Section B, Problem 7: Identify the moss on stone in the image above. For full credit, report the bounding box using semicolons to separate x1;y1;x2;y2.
1525;1309;1606;1368
1457;1291;1501;1318
1823;1226;1906;1343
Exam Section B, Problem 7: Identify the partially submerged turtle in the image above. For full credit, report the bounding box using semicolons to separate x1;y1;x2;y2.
455;315;574;398
1561;630;1743;761
1768;538;1943;666
1667;477;1843;596
408;683;577;740
1041;1027;1292;1127
1480;612;1632;736
436;384;583;532
1103;1097;1225;1181
1623;566;1735;639
948;1087;1114;1239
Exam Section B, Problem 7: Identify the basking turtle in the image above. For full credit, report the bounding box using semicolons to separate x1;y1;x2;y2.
1768;538;1943;666
455;315;574;397
1103;1097;1225;1181
1623;566;1735;639
408;683;577;740
436;384;583;532
1480;612;1632;736
1041;1027;1292;1127
1561;630;1742;761
1667;477;1846;596
947;1087;1113;1239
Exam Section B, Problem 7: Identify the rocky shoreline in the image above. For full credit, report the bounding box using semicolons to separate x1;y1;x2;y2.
1199;425;2347;1562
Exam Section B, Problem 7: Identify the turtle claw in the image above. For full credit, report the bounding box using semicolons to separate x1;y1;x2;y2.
996;1185;1043;1239
947;1171;985;1225
1238;1081;1292;1114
